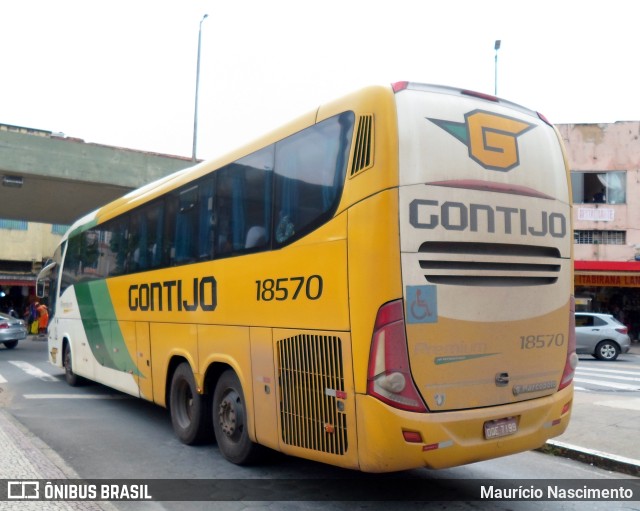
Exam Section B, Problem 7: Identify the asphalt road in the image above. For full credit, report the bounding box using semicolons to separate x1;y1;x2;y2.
0;337;637;511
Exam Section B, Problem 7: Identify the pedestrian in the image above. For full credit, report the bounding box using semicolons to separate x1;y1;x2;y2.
37;303;49;335
25;301;38;335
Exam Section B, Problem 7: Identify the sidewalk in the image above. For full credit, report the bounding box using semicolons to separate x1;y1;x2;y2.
539;342;640;476
0;409;112;510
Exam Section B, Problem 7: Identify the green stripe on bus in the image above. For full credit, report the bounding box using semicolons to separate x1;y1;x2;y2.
75;281;141;376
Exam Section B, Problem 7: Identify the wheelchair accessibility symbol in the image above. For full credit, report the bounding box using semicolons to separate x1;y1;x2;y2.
406;285;438;324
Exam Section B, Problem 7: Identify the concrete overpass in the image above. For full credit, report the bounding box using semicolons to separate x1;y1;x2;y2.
0;124;194;226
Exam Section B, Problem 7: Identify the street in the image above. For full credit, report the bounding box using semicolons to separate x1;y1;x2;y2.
575;353;640;393
0;337;638;511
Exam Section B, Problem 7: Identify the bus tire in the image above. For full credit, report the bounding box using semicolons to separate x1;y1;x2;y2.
63;343;80;387
169;362;212;445
213;369;262;465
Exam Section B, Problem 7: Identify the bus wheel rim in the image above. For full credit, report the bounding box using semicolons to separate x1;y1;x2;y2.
218;390;243;440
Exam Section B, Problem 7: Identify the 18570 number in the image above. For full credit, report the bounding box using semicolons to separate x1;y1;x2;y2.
256;275;323;302
520;333;565;350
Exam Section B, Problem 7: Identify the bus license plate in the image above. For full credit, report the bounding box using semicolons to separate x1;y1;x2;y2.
484;417;518;439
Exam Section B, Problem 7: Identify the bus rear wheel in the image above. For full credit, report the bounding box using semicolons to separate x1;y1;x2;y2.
169;362;212;445
213;370;262;465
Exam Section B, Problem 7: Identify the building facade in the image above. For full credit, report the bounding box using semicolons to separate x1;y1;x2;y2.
0;123;191;318
558;121;640;340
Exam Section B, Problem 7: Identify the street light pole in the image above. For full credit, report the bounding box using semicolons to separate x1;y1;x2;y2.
192;14;209;162
494;40;501;96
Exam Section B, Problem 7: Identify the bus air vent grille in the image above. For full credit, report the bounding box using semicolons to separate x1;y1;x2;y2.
277;334;347;455
350;114;374;176
418;241;563;286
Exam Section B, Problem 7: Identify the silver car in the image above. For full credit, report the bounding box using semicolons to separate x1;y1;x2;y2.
0;312;27;349
575;312;631;361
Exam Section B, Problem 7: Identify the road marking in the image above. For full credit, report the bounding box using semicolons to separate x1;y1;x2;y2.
8;361;58;382
576;366;640;377
0;374;6;384
573;377;640;391
23;394;130;400
576;369;640;383
594;399;640;411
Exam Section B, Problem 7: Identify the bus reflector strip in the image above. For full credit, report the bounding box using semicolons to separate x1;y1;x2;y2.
325;388;348;399
423;440;453;452
544;419;563;429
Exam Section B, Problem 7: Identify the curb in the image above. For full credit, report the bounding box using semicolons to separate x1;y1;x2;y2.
538;440;640;477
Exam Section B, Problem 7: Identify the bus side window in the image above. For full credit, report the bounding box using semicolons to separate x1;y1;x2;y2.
274;112;354;245
164;193;178;265
104;217;130;277
198;177;215;260
173;185;199;264
130;201;164;271
215;145;273;257
215;166;234;256
237;146;273;251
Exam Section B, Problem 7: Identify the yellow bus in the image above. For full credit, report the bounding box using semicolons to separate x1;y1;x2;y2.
38;82;576;472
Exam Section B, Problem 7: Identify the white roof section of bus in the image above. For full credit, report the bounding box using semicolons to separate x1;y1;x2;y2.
396;85;569;202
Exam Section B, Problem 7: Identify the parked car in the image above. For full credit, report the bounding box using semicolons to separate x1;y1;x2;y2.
0;312;27;349
574;312;631;361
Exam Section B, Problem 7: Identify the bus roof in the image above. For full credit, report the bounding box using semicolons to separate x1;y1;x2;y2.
60;81;549;242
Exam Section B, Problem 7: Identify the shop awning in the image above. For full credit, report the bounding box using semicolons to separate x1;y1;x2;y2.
0;274;36;287
575;261;640;287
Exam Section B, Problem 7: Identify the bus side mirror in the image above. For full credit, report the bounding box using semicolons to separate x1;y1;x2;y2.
36;260;57;298
36;280;47;298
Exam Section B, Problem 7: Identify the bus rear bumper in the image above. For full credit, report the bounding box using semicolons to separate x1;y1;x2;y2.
354;385;573;473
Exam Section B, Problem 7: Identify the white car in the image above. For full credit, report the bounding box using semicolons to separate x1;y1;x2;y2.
575;312;631;361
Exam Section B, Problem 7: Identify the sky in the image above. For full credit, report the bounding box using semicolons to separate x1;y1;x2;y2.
1;0;639;162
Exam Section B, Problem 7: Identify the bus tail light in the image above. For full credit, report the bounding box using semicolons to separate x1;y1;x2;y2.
558;296;578;391
367;300;428;413
537;111;554;127
392;81;409;92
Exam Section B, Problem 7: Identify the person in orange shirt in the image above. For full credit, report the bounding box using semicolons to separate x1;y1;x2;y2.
37;303;49;334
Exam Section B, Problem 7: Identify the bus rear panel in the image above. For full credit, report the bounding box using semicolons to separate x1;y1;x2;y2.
356;83;574;472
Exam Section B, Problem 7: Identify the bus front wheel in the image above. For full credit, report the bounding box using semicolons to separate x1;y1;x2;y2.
169;362;212;445
63;343;79;387
213;370;262;465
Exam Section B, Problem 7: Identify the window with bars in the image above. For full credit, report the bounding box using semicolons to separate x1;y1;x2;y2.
574;230;626;245
0;219;28;230
51;224;70;235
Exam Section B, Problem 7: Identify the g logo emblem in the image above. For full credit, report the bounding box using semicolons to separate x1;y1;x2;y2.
428;110;535;172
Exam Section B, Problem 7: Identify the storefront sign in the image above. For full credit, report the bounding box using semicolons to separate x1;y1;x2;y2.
576;207;615;221
575;274;640;287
